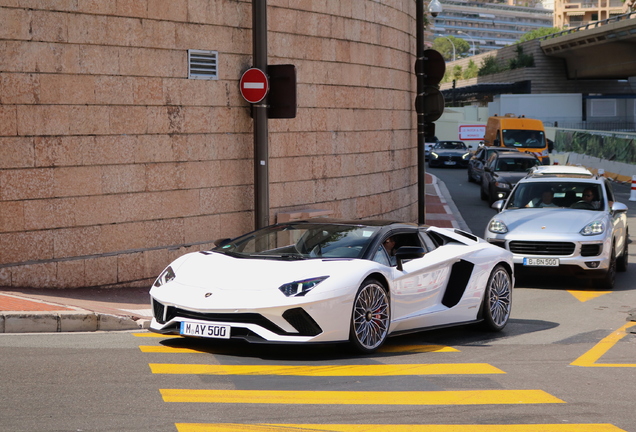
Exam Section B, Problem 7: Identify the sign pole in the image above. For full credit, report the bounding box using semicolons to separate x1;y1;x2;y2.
416;0;426;225
252;0;269;230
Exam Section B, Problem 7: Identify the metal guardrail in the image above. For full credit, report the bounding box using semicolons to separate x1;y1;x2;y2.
539;11;636;40
544;121;636;132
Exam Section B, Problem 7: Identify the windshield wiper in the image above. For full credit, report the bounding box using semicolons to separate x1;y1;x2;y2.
252;253;307;260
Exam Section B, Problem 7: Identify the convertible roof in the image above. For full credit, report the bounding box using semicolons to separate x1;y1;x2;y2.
278;218;422;228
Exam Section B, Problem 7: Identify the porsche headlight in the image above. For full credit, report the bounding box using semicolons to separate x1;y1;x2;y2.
154;266;176;287
279;276;329;297
488;219;508;234
430;152;439;159
580;220;605;236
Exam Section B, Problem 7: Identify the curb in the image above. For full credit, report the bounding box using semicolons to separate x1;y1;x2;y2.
0;311;150;333
429;174;472;233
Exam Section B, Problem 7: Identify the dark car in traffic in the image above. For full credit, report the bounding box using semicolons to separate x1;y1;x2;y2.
467;146;519;184
428;141;471;168
480;151;541;205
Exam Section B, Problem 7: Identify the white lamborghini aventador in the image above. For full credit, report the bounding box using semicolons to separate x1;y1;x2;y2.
149;219;514;353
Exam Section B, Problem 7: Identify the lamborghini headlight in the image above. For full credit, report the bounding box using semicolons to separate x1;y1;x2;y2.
279;276;329;297
488;219;509;234
153;266;176;287
580;220;605;236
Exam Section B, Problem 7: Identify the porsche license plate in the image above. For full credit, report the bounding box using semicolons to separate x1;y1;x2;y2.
523;257;559;266
180;321;231;339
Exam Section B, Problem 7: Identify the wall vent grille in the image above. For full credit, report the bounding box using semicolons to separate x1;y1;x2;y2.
188;50;218;80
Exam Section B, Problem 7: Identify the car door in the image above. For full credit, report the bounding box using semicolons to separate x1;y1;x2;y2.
481;153;498;199
470;148;485;181
389;231;461;332
605;180;627;254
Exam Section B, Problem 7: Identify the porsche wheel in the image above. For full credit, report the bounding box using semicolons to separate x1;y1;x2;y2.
349;278;390;353
480;265;512;331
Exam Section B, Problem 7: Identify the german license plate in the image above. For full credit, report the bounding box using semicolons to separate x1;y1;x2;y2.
444;161;456;166
523;257;559;266
180;321;231;339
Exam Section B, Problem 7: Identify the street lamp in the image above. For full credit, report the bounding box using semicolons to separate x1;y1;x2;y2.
436;34;455;62
458;30;476;56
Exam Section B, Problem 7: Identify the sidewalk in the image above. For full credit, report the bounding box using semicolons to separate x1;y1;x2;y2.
0;173;464;334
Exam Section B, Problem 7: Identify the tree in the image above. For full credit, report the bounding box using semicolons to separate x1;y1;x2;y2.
517;27;564;43
463;59;478;79
432;36;470;61
478;56;504;76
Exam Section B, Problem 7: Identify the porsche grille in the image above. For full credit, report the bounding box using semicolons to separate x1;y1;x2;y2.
509;241;575;256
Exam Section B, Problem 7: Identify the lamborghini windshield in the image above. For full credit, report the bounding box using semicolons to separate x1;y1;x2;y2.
213;223;380;260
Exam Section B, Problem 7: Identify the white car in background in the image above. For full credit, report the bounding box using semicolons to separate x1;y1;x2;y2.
150;219;514;353
485;166;629;289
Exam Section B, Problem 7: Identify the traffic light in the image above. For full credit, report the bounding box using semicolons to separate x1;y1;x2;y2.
415;49;446;122
267;64;296;119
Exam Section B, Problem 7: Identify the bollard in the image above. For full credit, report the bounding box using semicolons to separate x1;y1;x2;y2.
630;175;636;202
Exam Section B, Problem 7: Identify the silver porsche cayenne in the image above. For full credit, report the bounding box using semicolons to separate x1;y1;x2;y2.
485;166;629;289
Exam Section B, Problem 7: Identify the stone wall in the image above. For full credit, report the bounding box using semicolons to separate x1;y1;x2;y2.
0;0;418;288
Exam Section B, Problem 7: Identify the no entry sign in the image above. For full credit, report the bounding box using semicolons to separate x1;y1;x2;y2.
240;68;269;103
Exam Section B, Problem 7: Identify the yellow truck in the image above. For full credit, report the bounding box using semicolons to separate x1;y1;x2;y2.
483;114;553;164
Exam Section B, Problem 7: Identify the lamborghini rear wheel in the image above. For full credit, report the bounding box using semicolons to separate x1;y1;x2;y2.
480;265;512;331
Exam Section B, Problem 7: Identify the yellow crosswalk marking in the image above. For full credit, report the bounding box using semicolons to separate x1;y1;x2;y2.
161;389;564;405
571;321;636;367
139;345;204;353
139;344;458;354
133;332;180;338
176;424;626;432
149;363;505;376
380;344;460;353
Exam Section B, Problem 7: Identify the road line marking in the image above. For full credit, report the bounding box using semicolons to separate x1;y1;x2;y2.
149;363;505;376
380;344;460;353
138;344;458;354
139;345;207;353
133;333;181;338
571;321;636;367
175;424;626;432
567;290;611;302
160;389;564;405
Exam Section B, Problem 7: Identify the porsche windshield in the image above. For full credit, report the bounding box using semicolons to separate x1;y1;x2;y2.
505;182;604;210
213;224;380;259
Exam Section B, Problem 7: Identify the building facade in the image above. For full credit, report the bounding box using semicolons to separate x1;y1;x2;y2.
554;0;626;28
432;0;554;55
0;1;419;289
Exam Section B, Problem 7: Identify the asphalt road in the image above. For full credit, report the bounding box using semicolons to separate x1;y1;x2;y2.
1;167;635;432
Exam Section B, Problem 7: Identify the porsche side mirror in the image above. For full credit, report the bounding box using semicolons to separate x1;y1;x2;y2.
611;202;628;213
491;200;505;212
395;246;426;271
